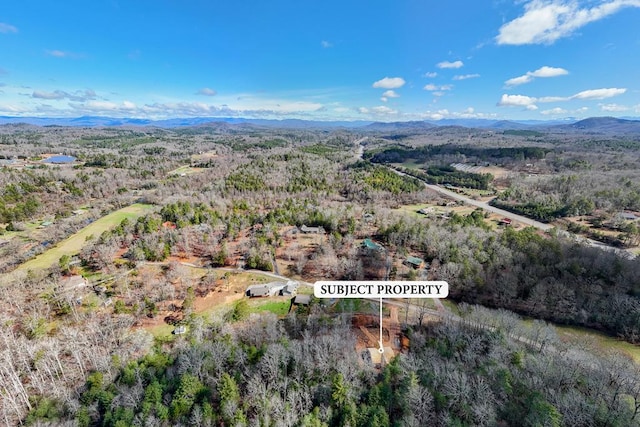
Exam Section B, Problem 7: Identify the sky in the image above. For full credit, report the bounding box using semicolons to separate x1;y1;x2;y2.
1;0;639;122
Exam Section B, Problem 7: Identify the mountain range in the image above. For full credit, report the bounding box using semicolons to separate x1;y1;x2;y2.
1;115;640;134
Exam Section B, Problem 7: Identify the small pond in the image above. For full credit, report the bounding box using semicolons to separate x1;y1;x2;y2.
43;155;76;164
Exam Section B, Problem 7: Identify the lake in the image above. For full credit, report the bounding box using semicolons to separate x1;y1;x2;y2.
43;155;76;164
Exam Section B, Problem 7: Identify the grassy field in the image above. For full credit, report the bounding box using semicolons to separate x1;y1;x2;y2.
249;299;291;316
553;324;640;363
14;203;155;273
167;165;204;176
394;203;475;218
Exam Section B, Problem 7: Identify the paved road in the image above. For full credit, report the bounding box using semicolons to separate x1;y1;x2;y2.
394;168;554;230
373;152;635;259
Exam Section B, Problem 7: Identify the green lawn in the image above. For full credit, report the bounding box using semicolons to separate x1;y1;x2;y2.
14;203;155;273
250;299;291;316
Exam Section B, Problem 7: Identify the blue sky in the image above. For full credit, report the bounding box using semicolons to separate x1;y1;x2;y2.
1;0;639;121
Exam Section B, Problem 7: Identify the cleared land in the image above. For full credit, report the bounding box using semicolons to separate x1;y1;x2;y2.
13;203;155;273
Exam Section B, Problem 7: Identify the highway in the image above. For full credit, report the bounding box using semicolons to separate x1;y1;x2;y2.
363;146;636;259
394;168;554;230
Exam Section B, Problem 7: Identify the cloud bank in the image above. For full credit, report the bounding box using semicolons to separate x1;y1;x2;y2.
497;0;640;45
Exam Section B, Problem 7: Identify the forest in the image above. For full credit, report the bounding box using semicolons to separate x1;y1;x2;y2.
1;123;640;425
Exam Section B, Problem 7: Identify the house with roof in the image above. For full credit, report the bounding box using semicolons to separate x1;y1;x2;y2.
173;325;187;335
404;256;425;269
300;224;325;234
246;281;291;298
619;212;639;221
280;281;299;297
362;238;384;252
60;275;88;292
417;207;435;215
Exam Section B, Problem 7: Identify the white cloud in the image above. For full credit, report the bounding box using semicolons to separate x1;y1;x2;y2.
32;90;67;100
371;105;398;115
47;50;68;58
321;40;333;48
540;107;568;115
531;66;569;78
197;88;217;96
380;97;388;103
382;90;400;98
572;87;626;99
71;100;130;112
498;87;626;110
496;0;640;45
437;60;464;69
424;84;453;91
498;94;539;108
423;72;438;78
32;89;96;101
46;50;81;58
358;107;370;114
421;107;497;121
0;23;18;34
372;77;406;89
453;74;480;80
599;103;629;112
505;66;569;86
0;103;27;113
505;75;534;86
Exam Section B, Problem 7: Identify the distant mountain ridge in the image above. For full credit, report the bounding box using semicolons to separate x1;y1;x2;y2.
1;115;639;134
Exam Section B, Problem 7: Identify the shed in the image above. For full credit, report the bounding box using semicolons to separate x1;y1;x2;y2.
405;256;425;269
173;325;187;335
362;238;384;251
292;294;312;306
619;212;639;221
300;224;325;234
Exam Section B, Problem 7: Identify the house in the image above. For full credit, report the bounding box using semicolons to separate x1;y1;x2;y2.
280;281;299;296
417;207;434;215
38;220;53;229
362;238;384;252
60;275;88;291
362;213;375;222
404;256;425;269
499;217;512;226
173;325;187;335
246;284;271;297
300;224;325;234
162;221;177;229
246;282;289;298
619;212;639;221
